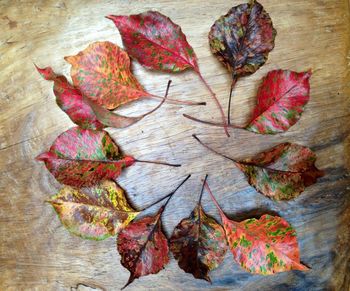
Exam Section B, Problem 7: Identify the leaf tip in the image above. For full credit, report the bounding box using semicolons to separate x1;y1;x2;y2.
35;152;51;162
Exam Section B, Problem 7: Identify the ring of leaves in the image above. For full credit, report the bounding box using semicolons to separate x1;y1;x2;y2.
36;1;324;289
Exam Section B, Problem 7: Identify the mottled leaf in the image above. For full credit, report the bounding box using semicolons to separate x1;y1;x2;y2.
107;11;198;73
170;177;227;282
235;143;324;200
48;180;139;240
65;41;153;109
36;127;135;187
246;70;311;134
36;65;169;129
209;0;276;79
205;181;309;275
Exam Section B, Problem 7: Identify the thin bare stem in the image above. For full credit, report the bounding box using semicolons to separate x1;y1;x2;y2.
204;180;224;216
196;71;230;137
227;78;237;125
135;159;181;167
183;114;246;130
148;94;206;106
198;174;208;205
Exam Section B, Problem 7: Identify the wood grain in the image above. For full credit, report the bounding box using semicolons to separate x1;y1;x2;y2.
1;0;349;290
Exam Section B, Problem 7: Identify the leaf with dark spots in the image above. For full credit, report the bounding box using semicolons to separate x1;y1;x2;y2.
205;181;309;275
117;175;191;289
193;135;324;200
107;11;229;136
36;127;135;187
209;0;276;79
47;180;139;240
170;176;227;282
246;70;311;134
64;41;156;110
107;11;198;73
36;65;171;129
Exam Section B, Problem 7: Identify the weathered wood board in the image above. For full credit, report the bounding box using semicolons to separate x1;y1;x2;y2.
1;0;349;290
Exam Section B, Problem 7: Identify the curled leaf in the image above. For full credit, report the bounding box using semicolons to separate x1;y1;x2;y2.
107;11;198;73
246;70;311;134
65;41;153;109
36;65;170;129
36;127;135;187
205;181;309;275
235;142;324;200
48;180;139;240
209;0;276;79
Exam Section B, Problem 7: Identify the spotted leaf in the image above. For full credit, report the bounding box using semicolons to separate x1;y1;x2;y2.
209;0;276;79
205;181;309;275
117;207;169;289
246;70;311;134
235;143;324;200
170;204;227;282
65;41;153;109
35;65;167;129
36;127;135;187
48;180;139;240
107;11;198;73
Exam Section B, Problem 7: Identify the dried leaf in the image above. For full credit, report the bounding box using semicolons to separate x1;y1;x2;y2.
209;0;276;79
205;181;309;275
235;142;324;200
193;136;324;200
65;41;153;109
36;65;168;129
107;11;198;73
246;70;311;134
36;127;135;187
170;177;227;282
48;180;139;240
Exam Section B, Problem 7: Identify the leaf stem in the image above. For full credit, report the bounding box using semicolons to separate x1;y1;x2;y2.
196;71;230;137
192;134;239;163
204;180;224;216
183;114;246;130
198;174;208;205
227;78;237;125
149;94;206;106
135;159;181;167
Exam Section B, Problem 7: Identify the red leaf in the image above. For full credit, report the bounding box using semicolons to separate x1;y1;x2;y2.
107;11;198;73
36;127;135;187
246;70;311;134
65;41;154;110
205;181;309;275
107;11;229;136
209;0;276;79
36;65;169;129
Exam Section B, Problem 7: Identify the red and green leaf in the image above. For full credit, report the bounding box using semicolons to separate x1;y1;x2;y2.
36;65;170;129
246;70;311;134
36;127;135;187
193;136;324;200
107;11;198;73
48;180;139;240
170;176;227;282
205;181;309;275
209;0;276;79
117;175;190;289
235;142;324;200
65;41;154;110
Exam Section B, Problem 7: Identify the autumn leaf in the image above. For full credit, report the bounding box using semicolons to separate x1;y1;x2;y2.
36;127;180;187
107;11;229;136
117;175;191;289
47;180;139;240
209;0;276;79
35;65;172;129
170;175;227;282
246;70;311;134
193;136;324;200
204;180;309;275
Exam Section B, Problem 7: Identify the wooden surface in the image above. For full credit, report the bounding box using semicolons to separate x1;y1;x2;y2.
1;0;350;290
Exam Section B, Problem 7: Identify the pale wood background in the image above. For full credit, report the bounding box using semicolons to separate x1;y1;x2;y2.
1;0;349;290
